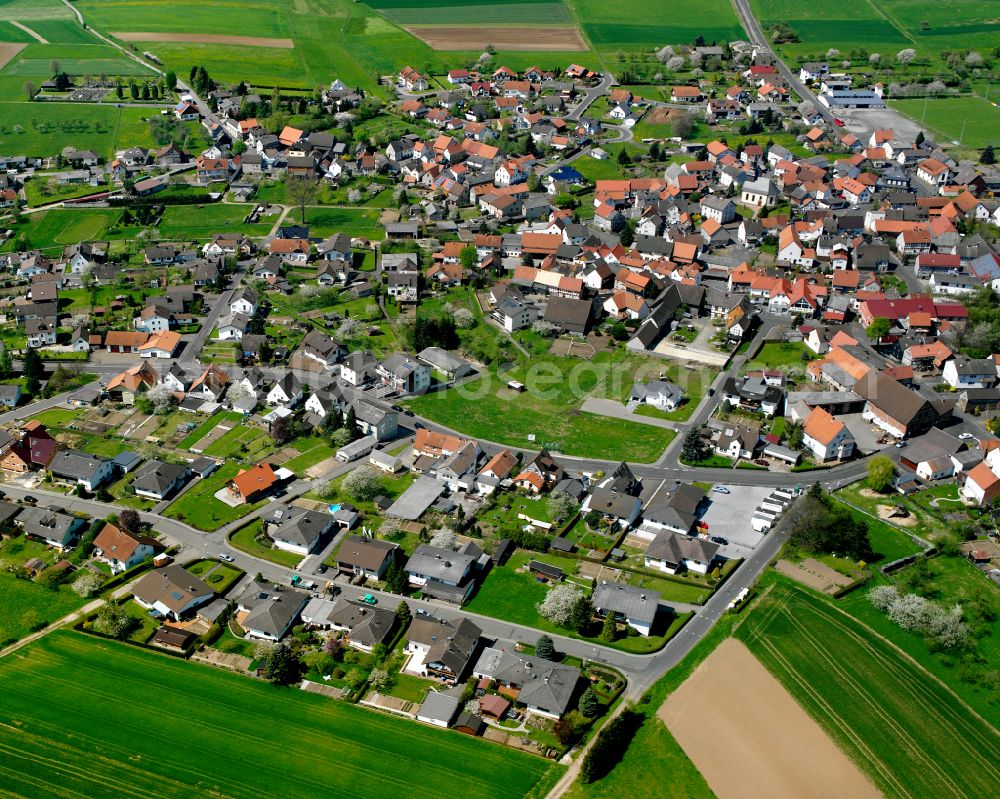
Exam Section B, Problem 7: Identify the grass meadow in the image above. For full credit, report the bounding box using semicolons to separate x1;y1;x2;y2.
0;631;557;799
737;582;1000;799
405;351;677;461
0;569;86;647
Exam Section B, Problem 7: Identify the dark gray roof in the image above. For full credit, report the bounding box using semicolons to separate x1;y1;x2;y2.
592;582;659;625
646;530;719;566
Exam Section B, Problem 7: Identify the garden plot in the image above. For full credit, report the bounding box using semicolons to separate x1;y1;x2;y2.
774;558;853;594
190;419;237;453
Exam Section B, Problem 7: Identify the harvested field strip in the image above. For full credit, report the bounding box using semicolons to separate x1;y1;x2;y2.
0;42;26;69
660;638;881;799
112;32;294;48
737;584;1000;799
404;25;587;50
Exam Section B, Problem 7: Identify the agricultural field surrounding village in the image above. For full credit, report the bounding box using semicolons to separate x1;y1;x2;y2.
736;582;1000;799
0;632;557;799
0;0;999;793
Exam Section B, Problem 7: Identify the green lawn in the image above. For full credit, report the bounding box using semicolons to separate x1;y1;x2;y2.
3;208;121;253
466;551;690;654
26;407;84;428
282;442;336;473
746;341;813;371
406;351;676;462
0;631;557;799
738;581;1000;799
162;462;266;530
228;518;304;568
202;424;272;460
185;559;244;594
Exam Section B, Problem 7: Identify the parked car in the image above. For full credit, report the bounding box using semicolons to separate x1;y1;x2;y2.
959;433;976;440
895;441;907;448
834;117;845;126
710;536;728;545
22;495;36;504
712;485;730;494
218;553;235;563
361;593;378;605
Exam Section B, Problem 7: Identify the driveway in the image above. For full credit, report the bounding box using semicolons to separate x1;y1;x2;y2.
581;397;678;430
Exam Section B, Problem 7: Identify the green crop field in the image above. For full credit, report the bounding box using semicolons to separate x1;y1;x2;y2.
890;95;1000;148
882;0;1000;51
737;583;1000;799
0;21;37;42
750;0;908;53
20;19;101;43
573;0;743;49
0;632;556;799
77;0;289;37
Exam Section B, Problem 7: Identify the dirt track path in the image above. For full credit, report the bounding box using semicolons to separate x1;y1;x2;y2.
11;21;47;43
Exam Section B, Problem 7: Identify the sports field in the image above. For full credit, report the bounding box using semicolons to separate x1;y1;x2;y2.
890;95;1000;149
736;583;1000;799
0;631;555;799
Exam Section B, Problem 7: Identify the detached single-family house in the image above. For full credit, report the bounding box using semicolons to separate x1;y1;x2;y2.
592;582;659;637
131;460;190;501
92;522;158;574
132;565;214;622
645;531;719;575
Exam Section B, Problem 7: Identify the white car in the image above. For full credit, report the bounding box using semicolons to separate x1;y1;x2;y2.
218;553;235;563
712;485;730;494
958;433;976;441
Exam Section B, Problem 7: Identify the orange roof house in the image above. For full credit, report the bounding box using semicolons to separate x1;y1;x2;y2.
228;462;279;504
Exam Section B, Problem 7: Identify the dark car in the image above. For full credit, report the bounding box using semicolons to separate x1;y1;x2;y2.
391;404;404;413
413;422;425;429
316;564;327;574
403;409;415;417
22;495;37;504
710;536;728;545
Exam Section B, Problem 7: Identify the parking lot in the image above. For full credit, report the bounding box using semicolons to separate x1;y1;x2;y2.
698;485;775;555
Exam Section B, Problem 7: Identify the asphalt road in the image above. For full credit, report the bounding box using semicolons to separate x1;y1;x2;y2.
730;0;834;125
